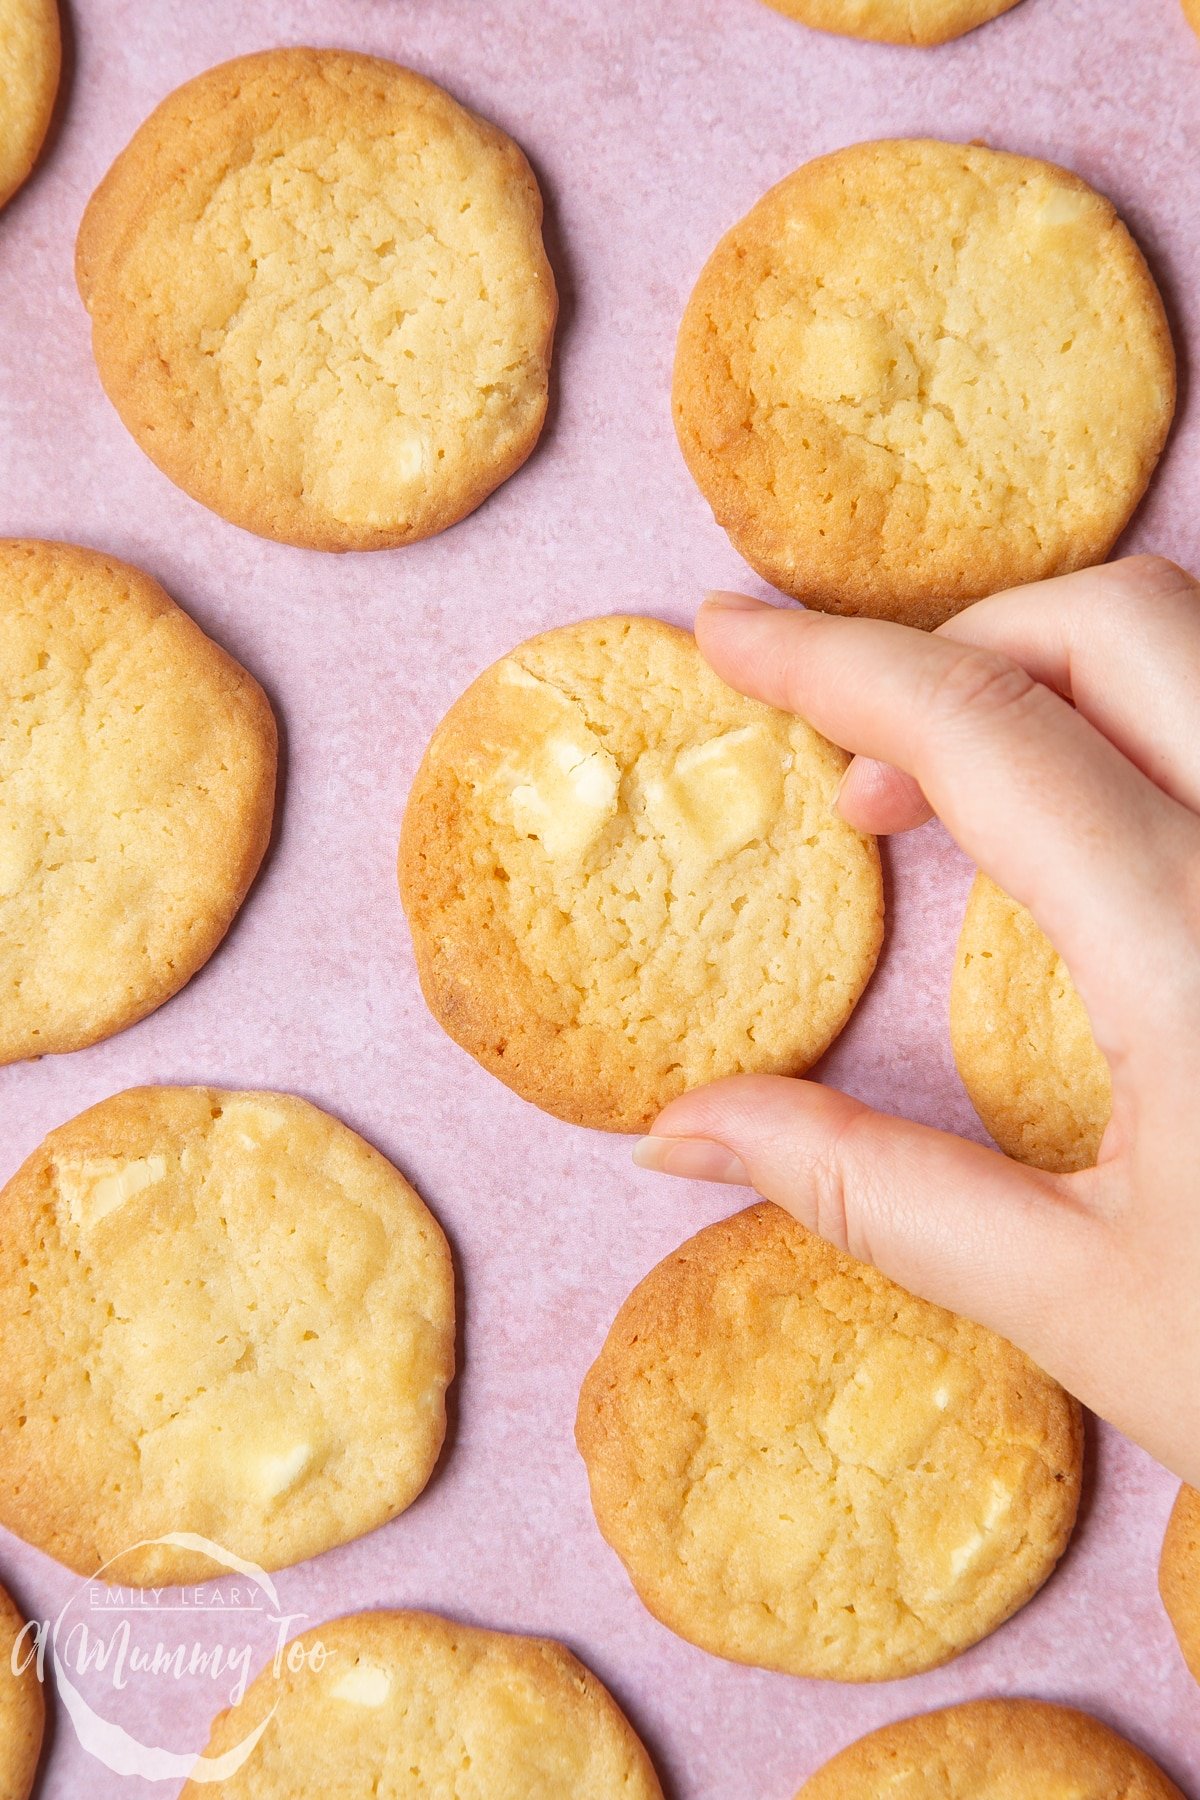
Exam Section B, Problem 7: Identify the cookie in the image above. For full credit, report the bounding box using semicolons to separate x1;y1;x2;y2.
0;1582;43;1800
1160;1484;1200;1686
0;540;276;1065
399;615;883;1132
182;1610;664;1799
950;873;1111;1172
76;49;557;550
795;1699;1185;1798
0;0;60;211
759;0;1019;45
576;1203;1083;1681
673;139;1175;628
0;1087;456;1585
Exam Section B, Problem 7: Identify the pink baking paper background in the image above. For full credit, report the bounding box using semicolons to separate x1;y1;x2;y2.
2;0;1199;1792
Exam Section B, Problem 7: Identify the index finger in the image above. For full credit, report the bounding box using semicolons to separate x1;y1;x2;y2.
695;594;1195;1045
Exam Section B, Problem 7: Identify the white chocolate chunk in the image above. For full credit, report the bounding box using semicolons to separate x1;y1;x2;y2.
508;732;619;859
642;724;784;863
330;1661;392;1707
949;1479;1014;1578
218;1100;288;1149
58;1155;168;1228
255;1441;313;1501
824;1337;970;1478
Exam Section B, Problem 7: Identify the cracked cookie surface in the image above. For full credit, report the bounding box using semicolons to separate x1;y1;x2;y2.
759;0;1020;45
0;539;277;1065
76;49;556;549
1160;1484;1200;1687
795;1699;1185;1797
576;1204;1082;1681
0;1087;456;1584
0;0;59;211
398;615;882;1132
0;1582;42;1800
951;873;1111;1172
673;139;1174;627
182;1610;664;1799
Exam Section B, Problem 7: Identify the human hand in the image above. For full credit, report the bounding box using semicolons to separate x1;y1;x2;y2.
633;556;1200;1488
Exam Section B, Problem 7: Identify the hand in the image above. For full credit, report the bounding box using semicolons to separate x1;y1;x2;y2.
633;556;1200;1488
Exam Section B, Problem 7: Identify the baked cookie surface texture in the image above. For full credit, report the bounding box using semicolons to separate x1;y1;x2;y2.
76;49;557;548
399;615;883;1131
0;1581;43;1800
0;0;60;210
951;872;1111;1172
0;540;277;1064
576;1204;1083;1680
0;1088;456;1585
759;0;1020;47
181;1610;665;1799
794;1699;1187;1798
1160;1483;1200;1686
673;139;1175;627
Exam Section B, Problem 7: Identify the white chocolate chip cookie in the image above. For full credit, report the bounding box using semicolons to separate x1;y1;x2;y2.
0;1088;456;1585
399;615;883;1131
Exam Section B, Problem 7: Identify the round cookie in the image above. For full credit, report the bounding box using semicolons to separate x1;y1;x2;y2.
0;1582;43;1800
673;139;1175;628
76;49;557;550
951;872;1111;1173
399;615;883;1132
0;0;60;211
182;1610;664;1798
0;540;277;1064
794;1699;1185;1798
0;1088;456;1585
1160;1484;1200;1687
759;0;1020;46
576;1203;1083;1681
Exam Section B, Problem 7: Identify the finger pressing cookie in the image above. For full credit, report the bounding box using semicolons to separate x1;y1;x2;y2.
399;615;882;1132
576;1204;1083;1681
76;50;556;549
673;139;1174;628
0;1088;456;1585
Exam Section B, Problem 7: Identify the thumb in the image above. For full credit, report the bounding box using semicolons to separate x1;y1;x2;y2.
635;1074;1102;1383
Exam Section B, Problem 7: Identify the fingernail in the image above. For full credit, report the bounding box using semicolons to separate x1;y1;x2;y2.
701;591;772;612
632;1136;751;1185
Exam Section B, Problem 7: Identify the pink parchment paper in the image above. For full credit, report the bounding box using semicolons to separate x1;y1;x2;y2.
1;0;1199;1792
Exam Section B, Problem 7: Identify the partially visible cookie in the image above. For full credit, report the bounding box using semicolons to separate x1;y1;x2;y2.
0;1088;456;1585
795;1699;1185;1798
77;49;557;549
1160;1484;1200;1687
1184;0;1200;43
0;1582;43;1800
759;0;1020;46
0;0;59;210
576;1204;1082;1681
0;540;277;1064
181;1610;664;1798
673;139;1175;628
951;872;1111;1172
399;615;882;1132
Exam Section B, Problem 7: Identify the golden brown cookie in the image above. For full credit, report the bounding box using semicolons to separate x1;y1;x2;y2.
76;49;556;550
1184;0;1200;42
673;139;1175;628
950;873;1111;1172
0;0;60;210
576;1204;1083;1681
759;0;1020;45
794;1699;1185;1798
0;1582;43;1800
0;540;276;1064
0;1088;456;1585
1160;1484;1200;1687
399;615;882;1132
181;1610;664;1799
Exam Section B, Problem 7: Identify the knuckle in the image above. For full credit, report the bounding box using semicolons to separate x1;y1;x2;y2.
920;646;1039;733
